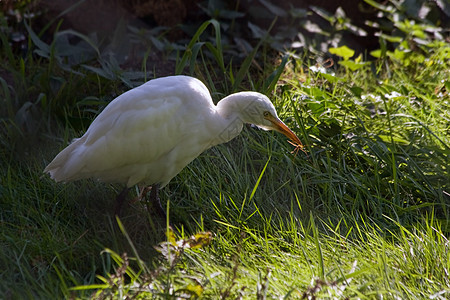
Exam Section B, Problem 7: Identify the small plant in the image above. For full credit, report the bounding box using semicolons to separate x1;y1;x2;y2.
0;1;449;299
73;222;213;299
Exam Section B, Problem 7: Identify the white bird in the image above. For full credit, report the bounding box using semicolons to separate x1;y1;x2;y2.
44;75;304;215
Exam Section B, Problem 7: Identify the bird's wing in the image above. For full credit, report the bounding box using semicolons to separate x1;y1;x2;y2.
45;79;214;185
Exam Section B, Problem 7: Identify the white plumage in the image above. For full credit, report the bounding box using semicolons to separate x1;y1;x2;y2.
44;75;303;189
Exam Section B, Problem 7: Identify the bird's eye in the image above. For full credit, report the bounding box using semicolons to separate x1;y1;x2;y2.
263;111;270;118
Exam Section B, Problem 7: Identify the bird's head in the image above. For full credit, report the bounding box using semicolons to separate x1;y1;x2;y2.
218;92;303;148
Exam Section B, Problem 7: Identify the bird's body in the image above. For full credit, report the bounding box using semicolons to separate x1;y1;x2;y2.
45;75;303;191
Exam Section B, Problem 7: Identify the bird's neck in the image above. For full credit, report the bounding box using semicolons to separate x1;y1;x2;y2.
213;93;249;144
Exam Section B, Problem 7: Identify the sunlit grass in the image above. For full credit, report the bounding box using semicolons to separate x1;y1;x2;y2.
1;14;449;300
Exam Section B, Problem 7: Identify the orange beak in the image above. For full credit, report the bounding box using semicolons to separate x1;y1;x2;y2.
265;114;305;153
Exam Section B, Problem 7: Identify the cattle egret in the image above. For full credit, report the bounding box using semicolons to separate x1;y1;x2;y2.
44;75;304;215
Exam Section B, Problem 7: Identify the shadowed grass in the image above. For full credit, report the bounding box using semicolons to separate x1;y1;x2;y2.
1;13;449;299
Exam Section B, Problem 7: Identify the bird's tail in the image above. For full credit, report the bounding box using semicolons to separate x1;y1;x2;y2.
44;138;85;182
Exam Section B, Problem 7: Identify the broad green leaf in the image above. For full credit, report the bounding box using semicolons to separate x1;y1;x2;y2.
186;284;204;296
24;21;50;54
329;45;355;60
339;60;370;71
370;49;382;58
319;72;340;83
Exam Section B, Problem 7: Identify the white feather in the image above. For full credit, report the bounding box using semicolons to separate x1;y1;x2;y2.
44;75;301;188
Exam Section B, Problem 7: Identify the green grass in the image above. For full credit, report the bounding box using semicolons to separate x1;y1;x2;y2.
1;15;449;299
80;214;448;298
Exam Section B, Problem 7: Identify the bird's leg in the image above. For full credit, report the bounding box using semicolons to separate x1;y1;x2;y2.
137;186;153;201
114;186;130;216
149;184;167;218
